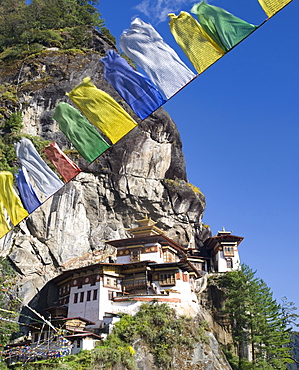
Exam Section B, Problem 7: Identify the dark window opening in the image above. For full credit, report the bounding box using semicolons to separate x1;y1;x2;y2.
80;292;84;302
87;290;91;301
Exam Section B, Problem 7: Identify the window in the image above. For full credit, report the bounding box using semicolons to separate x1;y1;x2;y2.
130;249;140;262
159;273;176;286
114;279;118;288
108;291;114;301
93;289;98;300
74;293;78;304
163;250;176;263
226;259;233;269
87;290;91;301
223;246;234;257
106;278;110;286
80;292;84;302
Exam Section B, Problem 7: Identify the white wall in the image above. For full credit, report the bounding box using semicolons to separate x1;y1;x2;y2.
82;338;97;351
142;243;164;263
116;243;163;264
116;255;131;264
71;338;97;354
98;284;114;323
68;282;100;324
217;248;241;272
140;251;162;263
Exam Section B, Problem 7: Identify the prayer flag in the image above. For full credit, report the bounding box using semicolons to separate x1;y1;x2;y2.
257;0;293;18
0;200;11;239
0;171;29;227
191;1;257;53
15;138;64;198
15;167;42;213
119;18;196;99
43;142;81;183
53;102;110;163
67;77;137;144
101;49;166;120
168;11;224;74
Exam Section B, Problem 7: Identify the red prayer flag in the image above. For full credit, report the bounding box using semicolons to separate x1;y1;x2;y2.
43;142;81;183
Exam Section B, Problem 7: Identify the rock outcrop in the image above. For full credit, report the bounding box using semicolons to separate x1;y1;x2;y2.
133;332;232;370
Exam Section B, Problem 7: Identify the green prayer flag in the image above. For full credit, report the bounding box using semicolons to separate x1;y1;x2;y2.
53;102;110;163
191;1;257;53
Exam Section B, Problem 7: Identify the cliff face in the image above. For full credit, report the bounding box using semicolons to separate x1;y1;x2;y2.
0;34;210;304
0;31;234;370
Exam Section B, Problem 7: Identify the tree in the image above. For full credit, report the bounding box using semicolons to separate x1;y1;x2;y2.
219;264;294;369
281;297;299;329
0;0;27;50
0;0;105;55
25;0;103;30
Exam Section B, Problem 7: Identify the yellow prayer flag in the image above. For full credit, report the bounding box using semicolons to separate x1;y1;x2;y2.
67;77;137;144
169;11;224;74
0;201;11;239
0;171;29;226
257;0;292;17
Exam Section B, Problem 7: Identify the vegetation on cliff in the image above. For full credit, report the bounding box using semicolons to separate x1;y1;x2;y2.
0;258;20;347
209;265;297;369
0;0;113;62
0;109;50;172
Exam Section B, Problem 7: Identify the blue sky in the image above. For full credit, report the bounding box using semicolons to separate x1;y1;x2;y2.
98;1;299;314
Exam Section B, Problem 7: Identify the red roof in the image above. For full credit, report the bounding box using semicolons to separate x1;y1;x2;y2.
204;234;244;250
107;234;187;254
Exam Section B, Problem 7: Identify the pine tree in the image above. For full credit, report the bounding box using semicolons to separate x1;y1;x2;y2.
220;265;294;369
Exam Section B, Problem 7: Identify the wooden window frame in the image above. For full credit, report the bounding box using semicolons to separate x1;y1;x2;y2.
226;258;233;269
130;249;141;262
223;246;235;257
159;273;176;286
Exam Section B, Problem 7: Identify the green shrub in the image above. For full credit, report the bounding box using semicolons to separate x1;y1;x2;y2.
0;108;51;172
91;303;207;369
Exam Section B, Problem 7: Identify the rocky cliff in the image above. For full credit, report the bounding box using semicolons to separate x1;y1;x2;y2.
0;33;210;304
0;30;234;370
